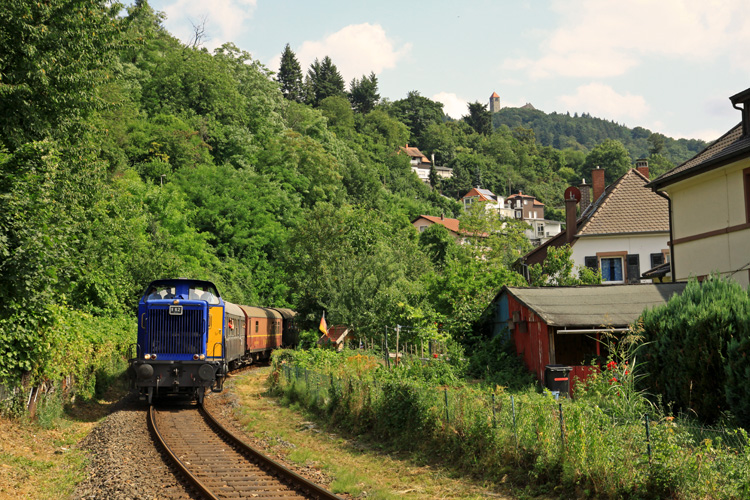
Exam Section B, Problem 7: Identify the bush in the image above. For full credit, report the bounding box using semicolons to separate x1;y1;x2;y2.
639;276;750;423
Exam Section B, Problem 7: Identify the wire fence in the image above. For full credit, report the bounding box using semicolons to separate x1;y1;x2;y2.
278;362;749;496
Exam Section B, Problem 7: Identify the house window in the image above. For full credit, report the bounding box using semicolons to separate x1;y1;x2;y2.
419;225;428;232
600;257;624;282
515;210;522;219
537;224;544;236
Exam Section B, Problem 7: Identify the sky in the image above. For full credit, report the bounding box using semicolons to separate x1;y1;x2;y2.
145;0;750;142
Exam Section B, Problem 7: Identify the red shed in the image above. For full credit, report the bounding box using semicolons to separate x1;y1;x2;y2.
491;283;686;393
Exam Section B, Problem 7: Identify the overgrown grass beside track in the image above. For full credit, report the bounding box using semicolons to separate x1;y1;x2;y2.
269;348;750;499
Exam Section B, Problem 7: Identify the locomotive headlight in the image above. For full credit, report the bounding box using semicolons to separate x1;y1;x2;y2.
151;354;157;360
193;354;199;360
199;354;205;360
144;354;151;360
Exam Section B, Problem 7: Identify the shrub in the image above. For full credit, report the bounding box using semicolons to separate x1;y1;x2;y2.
639;276;750;423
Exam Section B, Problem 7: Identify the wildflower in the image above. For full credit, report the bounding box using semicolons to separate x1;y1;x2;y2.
433;353;438;358
609;377;618;384
607;360;617;371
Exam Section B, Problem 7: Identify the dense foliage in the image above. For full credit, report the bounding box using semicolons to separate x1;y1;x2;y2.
0;0;706;399
640;276;750;424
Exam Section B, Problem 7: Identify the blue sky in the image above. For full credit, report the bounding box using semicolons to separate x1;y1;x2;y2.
145;0;750;142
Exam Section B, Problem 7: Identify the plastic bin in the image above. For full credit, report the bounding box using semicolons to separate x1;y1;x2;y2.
544;364;572;396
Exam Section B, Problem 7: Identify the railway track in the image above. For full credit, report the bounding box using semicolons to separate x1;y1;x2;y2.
148;402;342;500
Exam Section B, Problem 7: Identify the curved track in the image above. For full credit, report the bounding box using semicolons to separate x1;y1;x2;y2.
148;403;342;500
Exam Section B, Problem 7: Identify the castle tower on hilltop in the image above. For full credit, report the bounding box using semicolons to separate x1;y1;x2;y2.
489;92;501;113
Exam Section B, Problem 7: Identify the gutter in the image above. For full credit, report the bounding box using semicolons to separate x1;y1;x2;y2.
654;190;675;281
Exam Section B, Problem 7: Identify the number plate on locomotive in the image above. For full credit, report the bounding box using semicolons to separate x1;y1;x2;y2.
169;305;183;316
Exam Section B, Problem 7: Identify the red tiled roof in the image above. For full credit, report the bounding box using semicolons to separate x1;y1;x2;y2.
491;92;500;98
413;215;460;234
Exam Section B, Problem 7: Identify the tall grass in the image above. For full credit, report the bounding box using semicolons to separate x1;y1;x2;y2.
269;349;750;499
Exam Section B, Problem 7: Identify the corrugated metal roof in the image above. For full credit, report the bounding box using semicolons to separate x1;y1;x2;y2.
504;283;687;328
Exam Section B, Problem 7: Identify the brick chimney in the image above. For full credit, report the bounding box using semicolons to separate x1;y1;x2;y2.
578;179;591;211
635;159;649;179
592;167;605;203
565;195;578;243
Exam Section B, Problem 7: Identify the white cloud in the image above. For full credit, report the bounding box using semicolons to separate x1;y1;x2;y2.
160;0;257;51
505;0;750;79
295;23;411;82
432;92;468;120
558;83;649;122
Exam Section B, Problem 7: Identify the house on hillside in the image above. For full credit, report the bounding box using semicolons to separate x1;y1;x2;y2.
461;188;514;218
488;283;687;392
318;325;351;351
411;214;462;240
648;87;750;288
517;162;671;284
398;144;453;184
505;191;563;246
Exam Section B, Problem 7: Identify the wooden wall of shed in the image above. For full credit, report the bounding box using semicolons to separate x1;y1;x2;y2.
508;295;551;382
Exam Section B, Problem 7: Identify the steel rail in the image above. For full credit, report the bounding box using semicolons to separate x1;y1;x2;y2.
147;405;220;500
199;404;343;500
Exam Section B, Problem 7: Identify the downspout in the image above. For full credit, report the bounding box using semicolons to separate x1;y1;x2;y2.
655;190;675;281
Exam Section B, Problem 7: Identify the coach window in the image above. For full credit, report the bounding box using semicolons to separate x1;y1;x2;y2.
255;320;259;333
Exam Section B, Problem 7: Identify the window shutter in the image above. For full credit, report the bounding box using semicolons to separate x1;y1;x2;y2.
627;254;640;283
650;253;664;268
584;256;598;270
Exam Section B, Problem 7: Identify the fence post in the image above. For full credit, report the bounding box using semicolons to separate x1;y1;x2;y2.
492;393;497;429
444;388;450;423
645;414;652;464
511;395;518;453
558;403;565;450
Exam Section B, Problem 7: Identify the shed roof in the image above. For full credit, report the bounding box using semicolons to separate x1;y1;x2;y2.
502;283;686;328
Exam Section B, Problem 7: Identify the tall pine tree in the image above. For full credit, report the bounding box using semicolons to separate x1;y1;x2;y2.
304;56;345;107
348;72;380;114
277;43;303;102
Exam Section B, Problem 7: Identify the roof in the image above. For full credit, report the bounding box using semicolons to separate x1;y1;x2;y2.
519;169;669;267
462;187;498;202
502;283;687;328
577;169;669;236
399;145;430;163
490;92;500;98
412;215;460;234
650;123;750;189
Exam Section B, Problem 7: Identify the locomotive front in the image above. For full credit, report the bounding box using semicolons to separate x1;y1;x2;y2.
129;278;226;404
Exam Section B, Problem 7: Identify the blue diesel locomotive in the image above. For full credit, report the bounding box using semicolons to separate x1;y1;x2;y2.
128;278;296;404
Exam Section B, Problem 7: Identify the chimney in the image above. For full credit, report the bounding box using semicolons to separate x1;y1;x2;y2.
592;166;605;203
565;194;578;244
730;87;750;138
441;212;444;220
578;179;591;210
635;159;649;179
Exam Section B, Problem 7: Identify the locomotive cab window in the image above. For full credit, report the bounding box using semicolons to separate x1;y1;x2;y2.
146;287;175;300
187;285;220;304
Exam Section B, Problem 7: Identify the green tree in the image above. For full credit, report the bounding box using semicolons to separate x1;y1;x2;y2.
305;56;345;107
0;0;124;150
464;102;492;136
389;91;445;147
527;244;601;286
583;139;632;184
348;72;380;114
318;95;355;138
277;43;304;102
